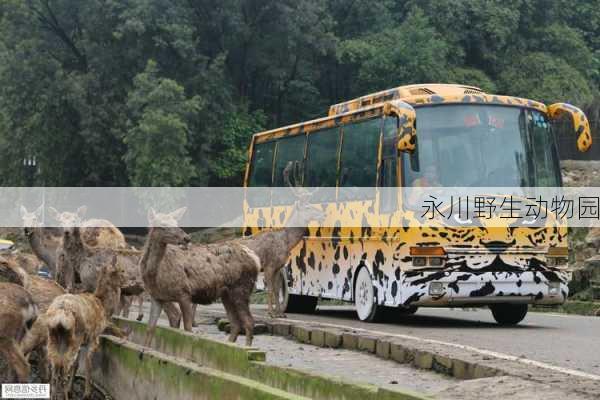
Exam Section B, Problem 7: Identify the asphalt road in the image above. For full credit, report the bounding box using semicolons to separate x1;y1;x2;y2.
242;305;600;377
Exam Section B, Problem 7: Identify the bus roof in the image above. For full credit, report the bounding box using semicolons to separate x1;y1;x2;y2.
328;83;483;116
252;83;547;144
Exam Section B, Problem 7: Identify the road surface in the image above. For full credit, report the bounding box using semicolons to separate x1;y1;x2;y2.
232;305;600;377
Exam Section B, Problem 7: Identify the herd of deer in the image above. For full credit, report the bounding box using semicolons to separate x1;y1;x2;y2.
0;180;325;399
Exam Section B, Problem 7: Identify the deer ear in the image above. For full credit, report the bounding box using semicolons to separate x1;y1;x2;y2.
76;206;87;219
48;207;59;221
19;205;28;218
170;207;187;222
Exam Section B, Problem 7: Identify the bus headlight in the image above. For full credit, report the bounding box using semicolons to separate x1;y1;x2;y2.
429;282;445;296
429;257;445;267
413;257;427;267
548;282;560;296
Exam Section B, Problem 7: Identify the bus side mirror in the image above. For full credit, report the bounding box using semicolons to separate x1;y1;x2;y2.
383;101;417;153
547;103;592;152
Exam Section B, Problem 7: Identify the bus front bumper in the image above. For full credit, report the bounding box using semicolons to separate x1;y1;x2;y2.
401;271;568;307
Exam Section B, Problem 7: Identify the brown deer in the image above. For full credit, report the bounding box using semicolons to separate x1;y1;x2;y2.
2;251;41;275
0;282;38;383
51;207;181;327
46;256;125;400
141;208;261;347
20;205;128;277
1;256;66;382
242;163;325;318
0;256;65;313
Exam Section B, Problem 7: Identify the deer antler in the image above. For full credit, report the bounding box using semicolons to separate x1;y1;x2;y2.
283;161;302;197
283;161;320;204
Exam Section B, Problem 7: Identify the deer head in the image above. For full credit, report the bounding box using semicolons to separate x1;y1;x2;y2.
48;206;87;240
48;206;87;227
283;162;326;227
147;207;191;247
96;255;125;315
20;205;43;228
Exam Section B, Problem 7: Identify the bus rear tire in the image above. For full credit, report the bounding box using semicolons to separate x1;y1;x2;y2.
286;294;318;314
354;267;384;322
490;304;528;325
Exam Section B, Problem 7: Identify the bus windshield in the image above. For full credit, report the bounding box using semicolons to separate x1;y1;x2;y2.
403;104;561;187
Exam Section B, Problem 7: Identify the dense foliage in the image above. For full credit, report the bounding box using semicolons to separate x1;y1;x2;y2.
0;0;598;186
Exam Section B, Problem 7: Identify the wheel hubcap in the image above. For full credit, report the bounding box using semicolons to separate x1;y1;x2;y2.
356;270;374;320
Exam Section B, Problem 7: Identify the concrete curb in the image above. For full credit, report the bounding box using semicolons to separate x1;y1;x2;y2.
114;317;432;400
215;315;500;380
94;336;308;400
207;309;600;399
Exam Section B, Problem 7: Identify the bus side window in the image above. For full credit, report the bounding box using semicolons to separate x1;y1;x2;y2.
305;127;341;202
339;118;380;201
272;134;306;205
248;141;276;207
380;116;398;213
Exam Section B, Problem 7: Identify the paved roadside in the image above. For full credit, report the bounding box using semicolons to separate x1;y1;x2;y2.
230;304;600;376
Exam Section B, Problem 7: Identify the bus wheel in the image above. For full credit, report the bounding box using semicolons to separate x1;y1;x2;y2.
490;304;528;325
354;267;384;322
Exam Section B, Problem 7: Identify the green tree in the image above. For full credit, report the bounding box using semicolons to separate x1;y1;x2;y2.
337;8;452;94
498;52;593;104
124;61;201;186
209;106;266;186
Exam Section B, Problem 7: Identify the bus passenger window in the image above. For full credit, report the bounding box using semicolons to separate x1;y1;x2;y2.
248;141;276;206
305;127;341;202
339;118;381;200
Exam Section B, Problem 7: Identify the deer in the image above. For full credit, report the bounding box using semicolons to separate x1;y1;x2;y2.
2;251;42;275
1;256;66;382
141;208;261;347
0;282;38;383
241;162;326;318
46;255;126;400
20;205;128;278
50;206;181;327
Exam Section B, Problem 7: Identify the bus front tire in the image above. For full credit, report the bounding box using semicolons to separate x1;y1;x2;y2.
490;303;528;325
354;267;384;322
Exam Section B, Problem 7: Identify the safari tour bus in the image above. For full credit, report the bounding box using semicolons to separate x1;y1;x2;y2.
243;84;592;324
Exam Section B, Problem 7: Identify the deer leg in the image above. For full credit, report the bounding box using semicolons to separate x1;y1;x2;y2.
191;304;199;327
221;291;242;343
23;318;51;382
144;299;163;347
179;298;194;332
119;295;132;318
235;290;255;347
265;272;275;317
50;364;64;400
271;271;285;318
163;302;181;328
0;338;30;383
83;337;100;399
64;345;83;400
136;295;145;321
